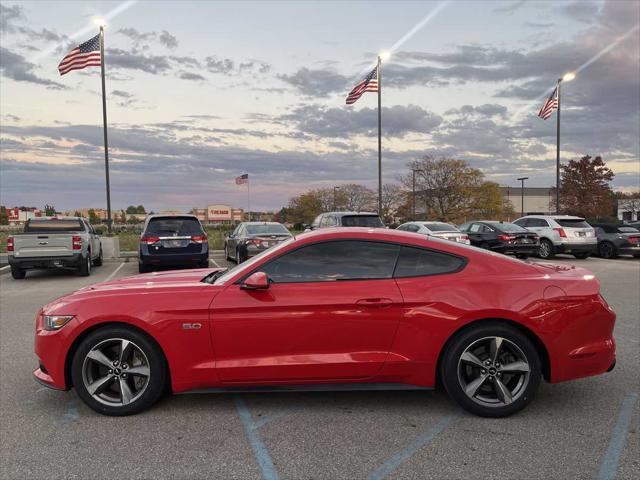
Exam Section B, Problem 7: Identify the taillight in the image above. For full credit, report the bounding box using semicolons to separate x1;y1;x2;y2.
629;236;640;245
191;234;207;243
7;236;14;252
249;239;263;246
498;234;516;241
140;236;160;245
72;236;82;250
553;228;567;238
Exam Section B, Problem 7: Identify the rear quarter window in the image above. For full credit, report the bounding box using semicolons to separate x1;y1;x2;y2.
394;246;466;278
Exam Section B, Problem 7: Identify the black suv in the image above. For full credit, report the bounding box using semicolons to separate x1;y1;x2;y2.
138;214;209;273
307;212;384;230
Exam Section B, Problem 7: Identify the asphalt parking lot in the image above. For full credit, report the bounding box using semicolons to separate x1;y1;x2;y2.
0;253;638;480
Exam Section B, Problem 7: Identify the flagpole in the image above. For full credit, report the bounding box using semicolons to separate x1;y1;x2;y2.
377;55;382;217
247;178;251;222
555;77;561;215
99;25;112;233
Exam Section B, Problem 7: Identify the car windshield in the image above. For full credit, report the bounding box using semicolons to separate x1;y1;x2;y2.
341;215;384;227
245;224;289;235
555;219;590;228
619;227;639;233
145;217;203;236
423;222;458;232
24;219;84;233
211;237;296;285
488;222;527;232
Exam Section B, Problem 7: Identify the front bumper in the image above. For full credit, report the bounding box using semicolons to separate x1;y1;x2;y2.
9;253;83;270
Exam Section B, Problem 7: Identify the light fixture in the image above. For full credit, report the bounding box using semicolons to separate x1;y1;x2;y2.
562;72;576;82
379;51;391;61
93;17;107;27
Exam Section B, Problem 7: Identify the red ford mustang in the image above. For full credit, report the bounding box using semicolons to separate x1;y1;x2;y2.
34;228;616;417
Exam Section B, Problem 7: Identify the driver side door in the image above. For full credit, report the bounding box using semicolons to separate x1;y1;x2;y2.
210;240;404;383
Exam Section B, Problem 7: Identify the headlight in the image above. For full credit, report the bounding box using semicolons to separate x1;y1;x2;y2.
43;315;75;331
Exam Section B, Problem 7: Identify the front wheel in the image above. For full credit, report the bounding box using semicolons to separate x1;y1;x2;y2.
71;326;167;416
440;322;541;417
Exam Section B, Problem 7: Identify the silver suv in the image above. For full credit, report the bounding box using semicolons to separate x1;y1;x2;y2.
513;215;596;259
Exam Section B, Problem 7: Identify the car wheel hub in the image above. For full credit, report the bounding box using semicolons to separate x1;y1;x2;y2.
82;338;151;407
457;336;530;407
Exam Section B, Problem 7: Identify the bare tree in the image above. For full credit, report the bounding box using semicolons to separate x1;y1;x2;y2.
339;184;375;212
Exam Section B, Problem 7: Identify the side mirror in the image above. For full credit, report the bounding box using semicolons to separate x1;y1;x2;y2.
241;271;270;290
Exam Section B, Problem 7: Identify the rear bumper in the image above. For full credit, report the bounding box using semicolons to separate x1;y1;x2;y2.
554;243;597;254
493;244;539;254
140;251;209;266
9;253;83;269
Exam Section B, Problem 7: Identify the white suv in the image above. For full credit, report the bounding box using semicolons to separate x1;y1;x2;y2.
513;215;596;259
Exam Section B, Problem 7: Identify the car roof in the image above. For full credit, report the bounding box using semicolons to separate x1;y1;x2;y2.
241;221;284;225
322;212;379;217
516;214;585;220
146;213;197;219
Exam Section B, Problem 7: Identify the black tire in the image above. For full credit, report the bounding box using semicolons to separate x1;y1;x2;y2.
538;239;555;259
515;254;529;260
71;325;167;416
199;259;210;268
138;263;151;274
94;246;103;266
573;252;590;259
598;242;617;259
78;253;92;276
11;266;26;279
236;248;244;264
440;322;541;418
224;244;229;261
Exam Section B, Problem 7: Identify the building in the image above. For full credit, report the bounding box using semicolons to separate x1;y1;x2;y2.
204;204;244;225
7;207;42;225
71;208;109;220
500;186;555;216
617;198;640;222
192;208;207;223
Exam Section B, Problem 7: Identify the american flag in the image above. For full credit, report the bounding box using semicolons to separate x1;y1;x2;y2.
538;87;558;120
346;66;378;105
235;173;249;185
58;34;101;76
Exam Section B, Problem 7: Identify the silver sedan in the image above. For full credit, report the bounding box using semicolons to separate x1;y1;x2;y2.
396;221;471;245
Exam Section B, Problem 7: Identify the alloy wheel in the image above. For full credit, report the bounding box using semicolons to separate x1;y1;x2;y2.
457;336;530;407
599;242;614;259
82;338;151;407
539;241;551;258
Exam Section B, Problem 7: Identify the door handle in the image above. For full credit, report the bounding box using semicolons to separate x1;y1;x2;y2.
356;298;393;308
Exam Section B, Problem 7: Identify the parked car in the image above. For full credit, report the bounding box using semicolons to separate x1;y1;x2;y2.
224;222;293;263
306;212;384;230
513;215;596;260
138;214;208;273
8;217;102;279
458;221;539;259
34;228;616;418
396;221;470;245
591;224;640;259
624;221;640;230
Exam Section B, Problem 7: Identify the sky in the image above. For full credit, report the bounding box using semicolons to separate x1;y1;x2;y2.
1;0;639;212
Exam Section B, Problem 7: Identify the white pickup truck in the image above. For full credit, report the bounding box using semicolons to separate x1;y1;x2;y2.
7;217;103;279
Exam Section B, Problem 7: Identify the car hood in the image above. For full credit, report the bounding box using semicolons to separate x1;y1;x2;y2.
78;268;224;292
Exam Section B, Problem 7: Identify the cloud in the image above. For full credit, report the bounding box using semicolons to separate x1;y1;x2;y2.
280;104;442;138
446;104;508;119
117;27;156;45
492;0;527;14
278;68;349;96
559;1;600;23
0;3;23;34
205;56;235;75
158;30;178;49
168;55;201;68
178;71;206;81
524;21;554;29
106;48;171;74
0;46;66;88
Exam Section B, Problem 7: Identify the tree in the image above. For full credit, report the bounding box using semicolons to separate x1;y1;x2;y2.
136;205;146;214
467;181;515;221
87;209;100;224
73;210;82;217
338;184;375;212
379;184;405;223
559;155;614;219
125;205;137;214
44;204;56;216
0;206;8;225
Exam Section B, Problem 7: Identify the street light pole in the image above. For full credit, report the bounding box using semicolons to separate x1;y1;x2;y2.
517;177;529;218
377;55;382;216
554;72;575;215
333;186;340;211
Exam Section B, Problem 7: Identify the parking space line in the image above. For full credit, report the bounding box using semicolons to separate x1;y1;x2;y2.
368;415;453;480
209;258;220;268
597;391;638;480
105;262;125;282
235;396;280;480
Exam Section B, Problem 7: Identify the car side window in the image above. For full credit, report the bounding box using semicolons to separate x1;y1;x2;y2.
396;224;407;231
394;246;465;278
258;240;401;283
530;219;548;227
481;225;494;233
469;223;482;233
514;219;528;227
326;216;338;227
409;224;420;232
231;224;241;236
319;216;330;228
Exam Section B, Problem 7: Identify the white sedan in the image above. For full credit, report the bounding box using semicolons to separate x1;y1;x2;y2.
396;221;471;244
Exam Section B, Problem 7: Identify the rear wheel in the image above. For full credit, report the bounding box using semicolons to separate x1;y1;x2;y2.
11;266;26;279
78;253;92;276
440;322;541;417
573;252;590;259
94;246;103;266
236;248;244;264
538;239;554;259
598;242;617;259
71;326;167;416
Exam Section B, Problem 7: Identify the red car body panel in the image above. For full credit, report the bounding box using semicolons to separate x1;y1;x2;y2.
34;228;616;394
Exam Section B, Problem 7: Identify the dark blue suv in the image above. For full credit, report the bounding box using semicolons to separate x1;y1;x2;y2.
138;215;209;273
